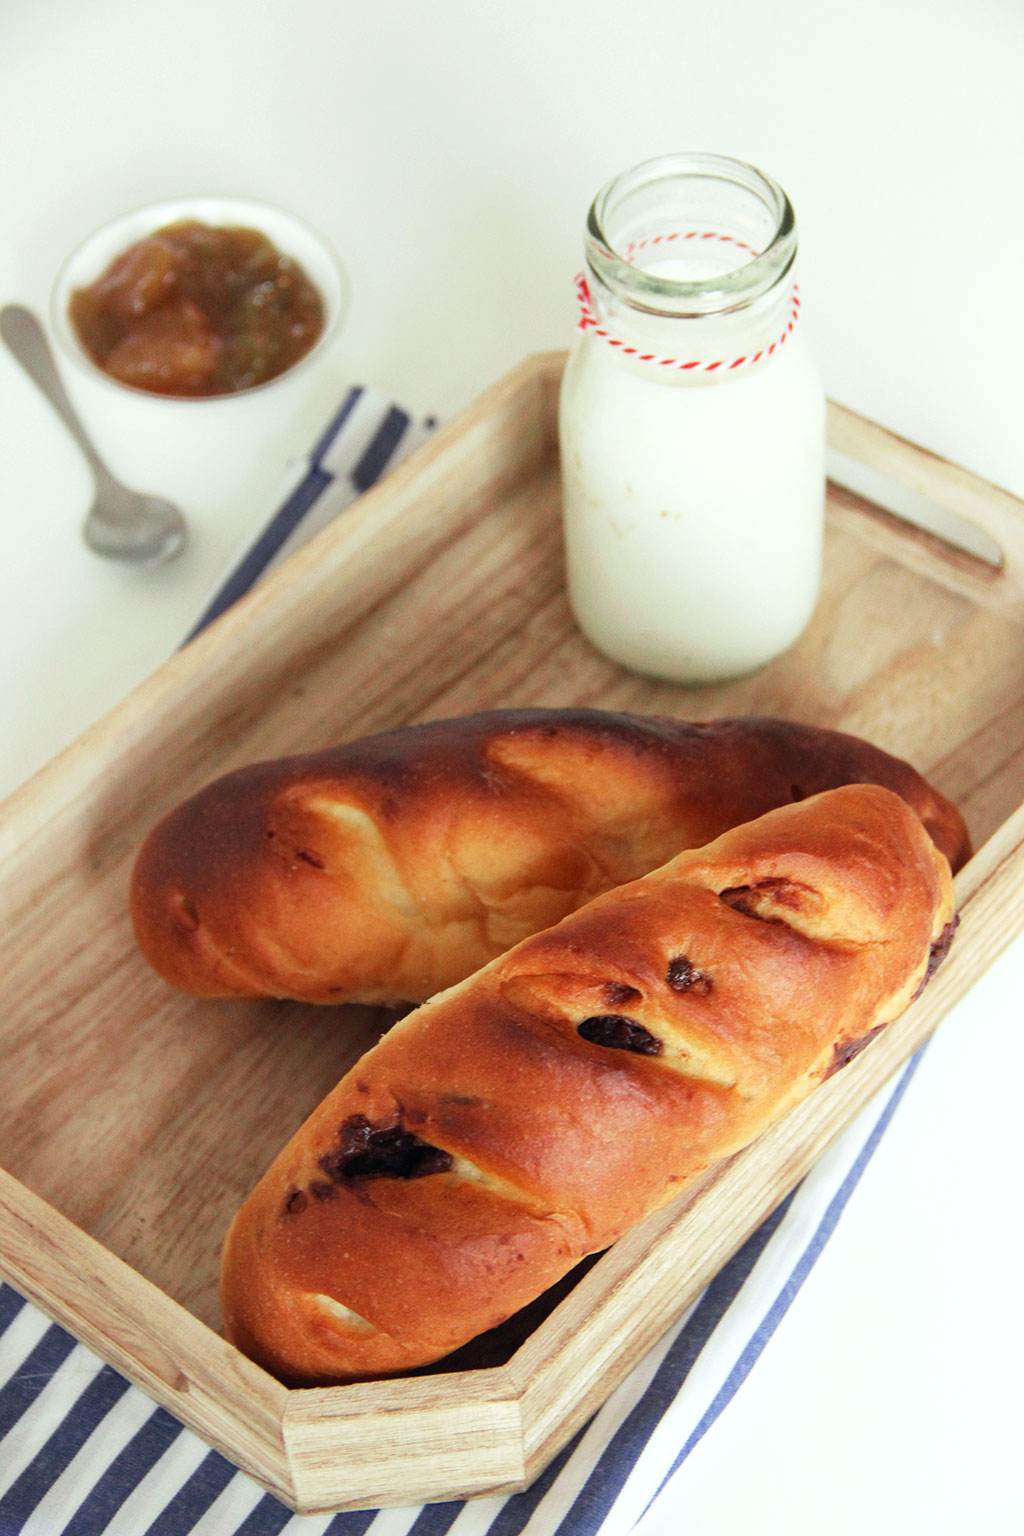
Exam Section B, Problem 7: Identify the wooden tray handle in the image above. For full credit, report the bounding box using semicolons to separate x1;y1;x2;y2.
827;401;1024;586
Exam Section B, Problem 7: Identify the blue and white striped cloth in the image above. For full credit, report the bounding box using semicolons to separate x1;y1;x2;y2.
0;387;927;1534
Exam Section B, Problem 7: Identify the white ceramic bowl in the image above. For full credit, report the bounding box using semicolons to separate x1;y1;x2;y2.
49;196;348;516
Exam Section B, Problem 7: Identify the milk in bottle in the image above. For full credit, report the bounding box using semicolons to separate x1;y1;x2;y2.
559;153;826;684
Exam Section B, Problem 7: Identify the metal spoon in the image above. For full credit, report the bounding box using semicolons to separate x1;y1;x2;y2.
0;304;187;565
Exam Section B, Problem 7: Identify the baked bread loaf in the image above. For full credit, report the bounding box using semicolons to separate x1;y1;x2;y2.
131;710;970;1007
220;783;958;1383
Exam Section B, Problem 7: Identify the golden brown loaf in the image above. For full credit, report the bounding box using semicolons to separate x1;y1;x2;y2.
130;710;970;1007
220;783;958;1384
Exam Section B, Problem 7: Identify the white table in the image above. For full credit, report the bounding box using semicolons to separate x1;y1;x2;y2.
1;2;1022;1531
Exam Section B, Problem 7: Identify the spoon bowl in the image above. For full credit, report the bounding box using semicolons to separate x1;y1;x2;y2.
0;304;188;566
81;486;188;565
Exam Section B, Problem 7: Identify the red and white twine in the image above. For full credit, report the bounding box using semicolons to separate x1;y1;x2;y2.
576;231;800;373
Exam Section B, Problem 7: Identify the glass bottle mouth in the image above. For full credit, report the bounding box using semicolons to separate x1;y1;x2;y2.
585;153;797;318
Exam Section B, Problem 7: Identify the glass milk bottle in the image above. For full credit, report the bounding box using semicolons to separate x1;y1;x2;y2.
559;153;826;684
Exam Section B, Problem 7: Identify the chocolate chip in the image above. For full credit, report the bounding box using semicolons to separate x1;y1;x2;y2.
284;1188;308;1215
605;981;642;1006
577;1014;662;1055
296;848;325;869
929;915;960;973
666;956;712;995
824;1023;888;1079
912;915;960;1000
319;1114;454;1182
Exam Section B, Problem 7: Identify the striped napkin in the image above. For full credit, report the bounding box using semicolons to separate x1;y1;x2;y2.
0;387;926;1535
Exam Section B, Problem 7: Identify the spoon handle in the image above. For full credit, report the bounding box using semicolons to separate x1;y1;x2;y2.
0;304;114;487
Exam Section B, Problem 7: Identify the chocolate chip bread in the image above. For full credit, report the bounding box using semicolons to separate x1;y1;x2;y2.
220;783;957;1383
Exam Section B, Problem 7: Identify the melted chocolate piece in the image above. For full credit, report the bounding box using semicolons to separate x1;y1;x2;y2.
826;913;960;1078
719;884;764;917
577;1014;662;1055
912;915;960;1000
319;1114;453;1182
604;980;642;1007
284;1188;308;1215
824;1022;888;1079
666;956;712;995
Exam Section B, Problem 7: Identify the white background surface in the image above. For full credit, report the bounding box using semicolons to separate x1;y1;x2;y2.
0;1;1022;1531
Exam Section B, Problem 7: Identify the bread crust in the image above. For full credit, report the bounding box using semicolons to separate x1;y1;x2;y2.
130;710;970;1006
219;783;957;1383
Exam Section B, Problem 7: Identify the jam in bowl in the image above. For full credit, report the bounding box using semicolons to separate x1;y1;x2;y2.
68;218;327;399
48;198;347;513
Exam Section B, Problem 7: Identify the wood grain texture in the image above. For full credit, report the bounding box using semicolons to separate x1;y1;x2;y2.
1;352;1023;1511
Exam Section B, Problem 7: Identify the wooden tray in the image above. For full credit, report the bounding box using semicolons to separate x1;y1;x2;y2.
3;352;1024;1514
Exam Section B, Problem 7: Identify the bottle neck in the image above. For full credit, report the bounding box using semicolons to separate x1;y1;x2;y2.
580;154;801;374
579;262;800;373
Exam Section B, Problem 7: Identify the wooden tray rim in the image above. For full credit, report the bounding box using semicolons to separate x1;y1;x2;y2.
2;352;1024;1511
